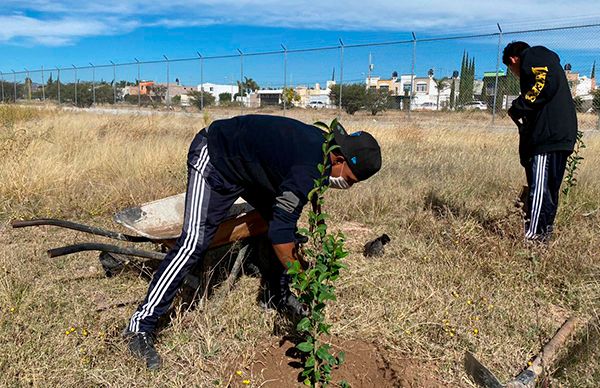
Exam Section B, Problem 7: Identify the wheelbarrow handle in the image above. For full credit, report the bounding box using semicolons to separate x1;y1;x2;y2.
11;218;153;243
47;242;166;260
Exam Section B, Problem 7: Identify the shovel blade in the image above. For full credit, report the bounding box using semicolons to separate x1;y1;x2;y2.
465;351;505;388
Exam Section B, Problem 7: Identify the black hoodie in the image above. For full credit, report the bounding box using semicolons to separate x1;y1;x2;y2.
510;46;577;166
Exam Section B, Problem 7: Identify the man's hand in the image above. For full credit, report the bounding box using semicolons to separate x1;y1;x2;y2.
508;106;523;129
273;242;307;272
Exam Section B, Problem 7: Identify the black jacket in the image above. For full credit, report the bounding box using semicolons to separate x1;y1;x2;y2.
207;115;326;245
510;46;577;166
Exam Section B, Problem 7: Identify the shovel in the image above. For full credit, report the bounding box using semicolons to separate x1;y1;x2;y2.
465;317;581;388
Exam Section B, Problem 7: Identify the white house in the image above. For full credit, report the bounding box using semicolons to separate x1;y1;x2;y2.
198;83;239;103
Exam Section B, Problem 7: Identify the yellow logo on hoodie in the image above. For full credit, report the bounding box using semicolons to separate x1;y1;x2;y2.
525;66;548;103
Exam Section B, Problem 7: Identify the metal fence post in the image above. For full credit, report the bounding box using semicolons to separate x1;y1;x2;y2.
57;67;61;105
41;66;45;101
196;52;204;110
12;70;16;102
281;44;287;115
110;60;116;104
237;48;244;114
492;23;503;125
0;71;4;102
25;68;30;100
89;63;96;106
409;32;416;119
163;55;170;108
72;65;78;106
339;38;344;115
135;58;141;107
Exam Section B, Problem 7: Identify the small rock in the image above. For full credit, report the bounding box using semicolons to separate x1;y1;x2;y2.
363;234;391;257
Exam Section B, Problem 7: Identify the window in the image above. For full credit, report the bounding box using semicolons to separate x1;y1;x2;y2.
380;85;389;90
416;83;427;92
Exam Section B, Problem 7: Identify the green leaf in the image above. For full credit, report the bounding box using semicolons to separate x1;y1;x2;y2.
305;355;316;368
313;121;329;131
296;342;313;353
316;344;332;360
337;351;346;365
296;317;311;332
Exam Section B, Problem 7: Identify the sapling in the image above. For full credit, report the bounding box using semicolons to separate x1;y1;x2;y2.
287;119;348;387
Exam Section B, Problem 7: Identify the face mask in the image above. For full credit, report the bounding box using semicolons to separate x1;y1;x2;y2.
329;164;351;190
329;176;350;189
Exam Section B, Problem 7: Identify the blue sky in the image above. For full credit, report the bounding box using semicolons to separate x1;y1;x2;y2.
1;1;598;87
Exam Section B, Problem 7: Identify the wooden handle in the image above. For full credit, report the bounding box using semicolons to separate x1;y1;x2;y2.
529;316;581;375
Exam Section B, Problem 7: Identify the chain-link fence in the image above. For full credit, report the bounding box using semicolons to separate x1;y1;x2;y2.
1;22;598;129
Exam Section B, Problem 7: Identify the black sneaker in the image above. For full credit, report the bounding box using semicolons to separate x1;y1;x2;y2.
124;330;162;370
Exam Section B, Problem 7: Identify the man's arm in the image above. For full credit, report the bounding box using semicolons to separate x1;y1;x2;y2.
269;166;317;270
511;50;561;118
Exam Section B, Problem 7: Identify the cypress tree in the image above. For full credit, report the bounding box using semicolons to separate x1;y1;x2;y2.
592;60;596;79
459;51;468;106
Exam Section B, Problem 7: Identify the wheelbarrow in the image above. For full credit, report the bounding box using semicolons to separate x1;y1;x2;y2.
11;193;276;299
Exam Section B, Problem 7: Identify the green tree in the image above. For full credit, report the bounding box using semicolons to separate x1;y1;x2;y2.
329;83;366;115
188;90;215;109
591;60;596;79
433;77;448;110
282;87;301;106
364;88;389;115
218;92;232;104
458;51;468;106
236;76;260;97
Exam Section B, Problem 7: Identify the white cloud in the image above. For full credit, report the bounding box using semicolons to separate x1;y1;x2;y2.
0;1;598;46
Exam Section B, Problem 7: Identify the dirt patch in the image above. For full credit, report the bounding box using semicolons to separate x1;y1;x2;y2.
243;338;444;387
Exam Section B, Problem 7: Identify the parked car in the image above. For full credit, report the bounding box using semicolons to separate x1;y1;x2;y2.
416;102;438;111
460;101;488;110
308;100;326;109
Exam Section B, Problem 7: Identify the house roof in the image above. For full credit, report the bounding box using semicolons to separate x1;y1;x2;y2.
483;70;506;77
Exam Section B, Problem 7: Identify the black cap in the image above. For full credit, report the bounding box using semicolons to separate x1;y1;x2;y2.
332;122;382;181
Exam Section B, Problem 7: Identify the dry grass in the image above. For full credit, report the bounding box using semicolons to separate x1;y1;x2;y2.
1;105;599;386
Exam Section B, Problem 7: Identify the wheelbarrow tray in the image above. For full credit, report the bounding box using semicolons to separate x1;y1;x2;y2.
12;193;268;257
114;193;256;241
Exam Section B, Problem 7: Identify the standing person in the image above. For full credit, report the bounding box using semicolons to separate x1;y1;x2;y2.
503;41;577;242
125;114;382;369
